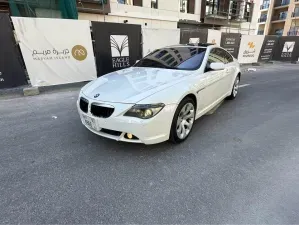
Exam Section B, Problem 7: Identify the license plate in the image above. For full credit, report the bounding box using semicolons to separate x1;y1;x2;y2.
82;115;98;131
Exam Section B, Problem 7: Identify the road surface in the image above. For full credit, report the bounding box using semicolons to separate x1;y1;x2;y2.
1;64;299;224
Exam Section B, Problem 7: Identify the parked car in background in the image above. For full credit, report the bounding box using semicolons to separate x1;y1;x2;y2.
77;44;241;144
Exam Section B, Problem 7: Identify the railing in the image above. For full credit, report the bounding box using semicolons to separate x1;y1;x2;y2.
275;0;290;7
287;30;299;36
272;13;287;21
258;17;267;22
292;11;299;17
260;4;270;9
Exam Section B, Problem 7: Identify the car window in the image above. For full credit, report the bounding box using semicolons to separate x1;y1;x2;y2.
208;48;226;64
134;47;207;71
223;50;234;63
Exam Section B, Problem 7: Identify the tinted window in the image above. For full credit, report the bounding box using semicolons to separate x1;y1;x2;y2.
134;47;207;70
224;50;234;63
208;48;233;64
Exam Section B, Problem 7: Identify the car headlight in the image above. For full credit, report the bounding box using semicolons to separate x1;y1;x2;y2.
124;103;165;119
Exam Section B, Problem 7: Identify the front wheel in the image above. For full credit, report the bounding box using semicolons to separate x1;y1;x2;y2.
169;97;196;144
227;75;240;100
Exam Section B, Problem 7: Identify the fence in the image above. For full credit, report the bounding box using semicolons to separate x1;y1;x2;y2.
2;16;299;89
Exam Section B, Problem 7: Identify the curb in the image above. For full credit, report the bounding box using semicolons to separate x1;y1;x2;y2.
0;81;88;98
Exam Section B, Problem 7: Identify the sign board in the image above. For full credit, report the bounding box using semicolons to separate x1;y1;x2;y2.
180;29;208;44
220;33;241;58
0;13;27;89
258;35;279;62
12;17;97;87
142;28;180;56
272;36;299;61
92;22;142;77
207;29;222;46
237;35;264;64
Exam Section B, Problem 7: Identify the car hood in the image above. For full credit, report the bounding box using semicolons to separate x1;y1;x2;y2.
82;67;192;103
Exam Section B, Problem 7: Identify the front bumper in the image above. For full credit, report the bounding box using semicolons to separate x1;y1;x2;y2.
77;95;177;145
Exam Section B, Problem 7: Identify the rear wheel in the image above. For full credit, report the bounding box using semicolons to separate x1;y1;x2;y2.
170;97;196;144
227;75;240;100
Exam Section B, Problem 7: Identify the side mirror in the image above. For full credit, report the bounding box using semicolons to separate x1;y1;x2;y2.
209;62;225;71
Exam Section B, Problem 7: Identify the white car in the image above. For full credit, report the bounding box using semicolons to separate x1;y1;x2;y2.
77;44;241;144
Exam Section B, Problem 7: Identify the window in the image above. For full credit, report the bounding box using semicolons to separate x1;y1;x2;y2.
134;47;207;71
180;0;194;13
208;48;227;64
117;0;142;6
151;0;158;9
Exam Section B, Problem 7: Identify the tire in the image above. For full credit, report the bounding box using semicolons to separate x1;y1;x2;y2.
227;75;240;100
169;97;196;144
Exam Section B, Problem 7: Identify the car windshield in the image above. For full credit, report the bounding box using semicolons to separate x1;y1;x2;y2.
133;47;207;71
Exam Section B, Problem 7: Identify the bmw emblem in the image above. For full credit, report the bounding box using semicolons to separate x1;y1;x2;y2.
94;93;100;98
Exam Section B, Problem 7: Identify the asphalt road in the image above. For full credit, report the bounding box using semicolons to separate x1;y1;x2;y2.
1;64;299;224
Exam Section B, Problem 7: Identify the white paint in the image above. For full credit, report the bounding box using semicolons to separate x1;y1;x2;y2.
142;28;180;56
238;35;265;64
239;84;251;88
12;17;97;87
207;29;222;45
78;45;241;144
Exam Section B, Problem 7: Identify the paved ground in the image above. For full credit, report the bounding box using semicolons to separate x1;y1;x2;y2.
1;64;299;224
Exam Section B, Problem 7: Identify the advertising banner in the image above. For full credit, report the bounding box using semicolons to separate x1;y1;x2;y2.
180;29;208;44
142;28;180;56
207;29;222;46
258;35;279;62
0;13;27;89
237;35;265;64
12;17;97;87
272;36;299;61
92;22;142;77
220;33;241;58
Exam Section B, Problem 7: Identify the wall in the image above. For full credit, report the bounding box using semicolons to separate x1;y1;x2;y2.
79;13;177;29
79;0;201;29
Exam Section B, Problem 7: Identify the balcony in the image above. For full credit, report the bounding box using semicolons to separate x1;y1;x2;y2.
274;0;290;8
287;31;299;36
76;0;111;14
260;4;270;10
292;11;299;17
258;17;267;23
272;13;287;22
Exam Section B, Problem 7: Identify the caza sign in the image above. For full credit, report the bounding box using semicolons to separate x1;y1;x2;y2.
110;35;130;68
243;42;256;58
281;42;295;58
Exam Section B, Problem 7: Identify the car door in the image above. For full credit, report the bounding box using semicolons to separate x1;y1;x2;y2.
198;48;227;111
222;49;236;93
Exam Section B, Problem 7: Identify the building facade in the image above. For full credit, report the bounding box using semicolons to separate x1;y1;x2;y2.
258;0;299;36
2;0;259;34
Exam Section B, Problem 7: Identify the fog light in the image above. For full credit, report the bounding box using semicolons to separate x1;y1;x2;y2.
126;133;133;139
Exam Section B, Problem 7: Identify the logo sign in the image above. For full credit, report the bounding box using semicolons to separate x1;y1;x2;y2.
31;45;88;61
259;36;278;62
72;45;88;61
189;38;200;44
243;42;256;58
94;93;100;98
281;41;295;58
110;35;130;69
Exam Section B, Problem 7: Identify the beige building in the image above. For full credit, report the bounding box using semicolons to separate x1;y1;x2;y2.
258;0;299;36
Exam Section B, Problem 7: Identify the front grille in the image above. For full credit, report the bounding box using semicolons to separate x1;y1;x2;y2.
79;97;89;113
90;104;114;118
101;128;122;136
